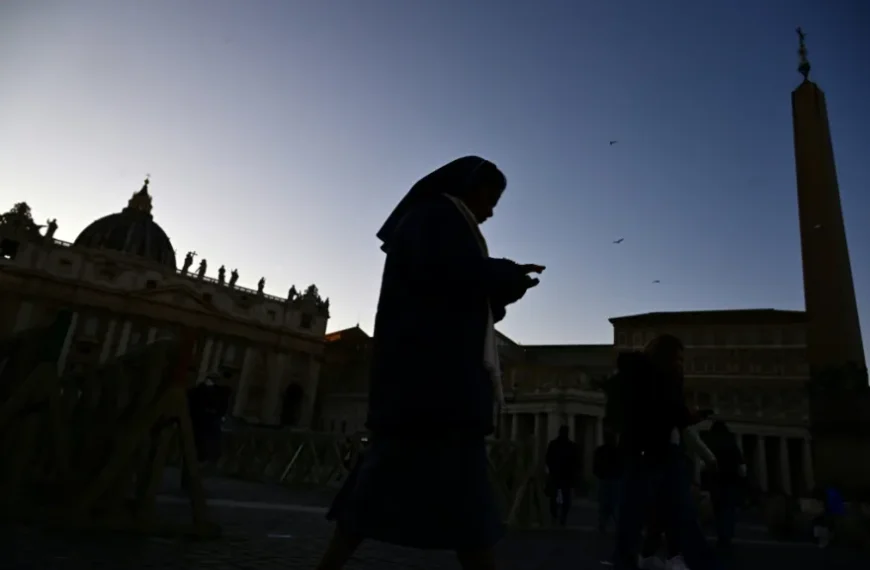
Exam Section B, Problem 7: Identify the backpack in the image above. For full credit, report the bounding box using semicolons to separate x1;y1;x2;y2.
604;352;649;434
603;371;628;434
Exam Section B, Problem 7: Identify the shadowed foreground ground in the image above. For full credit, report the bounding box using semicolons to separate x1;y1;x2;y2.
4;503;867;569
2;472;866;569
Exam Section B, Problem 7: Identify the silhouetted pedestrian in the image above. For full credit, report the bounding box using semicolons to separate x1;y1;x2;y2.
546;425;579;526
706;421;745;548
593;428;623;533
316;156;544;570
182;372;231;490
640;424;716;569
607;335;721;570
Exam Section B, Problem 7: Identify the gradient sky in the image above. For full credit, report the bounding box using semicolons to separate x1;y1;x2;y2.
1;1;868;358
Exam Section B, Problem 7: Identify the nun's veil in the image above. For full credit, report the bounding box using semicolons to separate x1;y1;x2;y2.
376;156;502;251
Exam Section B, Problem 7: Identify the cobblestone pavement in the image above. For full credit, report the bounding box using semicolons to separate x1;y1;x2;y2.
161;470;772;541
3;503;867;570
160;467;339;507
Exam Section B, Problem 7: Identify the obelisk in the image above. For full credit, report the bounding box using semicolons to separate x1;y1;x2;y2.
792;28;865;372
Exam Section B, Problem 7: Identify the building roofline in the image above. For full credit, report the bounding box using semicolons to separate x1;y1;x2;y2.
521;343;612;350
609;308;807;325
325;325;371;341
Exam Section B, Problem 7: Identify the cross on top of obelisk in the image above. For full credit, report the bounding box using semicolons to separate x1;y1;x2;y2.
796;27;811;81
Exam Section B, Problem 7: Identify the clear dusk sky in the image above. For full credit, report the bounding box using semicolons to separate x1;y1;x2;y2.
1;1;868;358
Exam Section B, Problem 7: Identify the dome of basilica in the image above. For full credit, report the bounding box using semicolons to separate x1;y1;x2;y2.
74;178;177;269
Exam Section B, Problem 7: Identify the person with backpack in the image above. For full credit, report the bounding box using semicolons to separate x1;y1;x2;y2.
706;421;746;549
605;334;721;570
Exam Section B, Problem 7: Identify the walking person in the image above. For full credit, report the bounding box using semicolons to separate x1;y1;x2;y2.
638;424;717;570
315;156;545;570
546;425;579;527
706;421;746;549
593;427;623;533
606;335;721;570
182;372;231;490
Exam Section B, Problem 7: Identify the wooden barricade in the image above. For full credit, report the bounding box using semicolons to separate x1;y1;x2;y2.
0;313;217;538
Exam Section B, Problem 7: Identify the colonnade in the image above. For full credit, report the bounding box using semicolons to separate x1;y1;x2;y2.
498;407;816;496
499;410;605;483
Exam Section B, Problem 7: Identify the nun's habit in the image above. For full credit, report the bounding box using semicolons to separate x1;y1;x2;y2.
326;156;533;551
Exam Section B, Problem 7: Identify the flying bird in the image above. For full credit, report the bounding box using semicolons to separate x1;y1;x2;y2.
652;280;661;284
613;238;624;244
609;140;618;146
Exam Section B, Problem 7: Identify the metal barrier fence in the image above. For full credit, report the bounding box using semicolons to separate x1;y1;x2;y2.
0;312;213;537
0;312;549;538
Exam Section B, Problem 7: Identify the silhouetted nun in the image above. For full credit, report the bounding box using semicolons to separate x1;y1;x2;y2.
316;156;545;570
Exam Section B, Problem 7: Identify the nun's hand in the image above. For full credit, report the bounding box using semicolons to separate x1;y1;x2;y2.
523;275;540;289
520;264;546;275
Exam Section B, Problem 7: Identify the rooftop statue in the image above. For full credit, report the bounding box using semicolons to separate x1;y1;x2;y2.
182;251;196;274
45;218;58;240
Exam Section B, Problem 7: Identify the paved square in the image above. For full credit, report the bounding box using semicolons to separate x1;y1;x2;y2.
2;502;866;570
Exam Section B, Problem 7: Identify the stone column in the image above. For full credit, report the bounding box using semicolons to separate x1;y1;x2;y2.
146;326;157;344
510;413;519;441
56;312;79;375
232;347;255;417
595;416;605;446
735;432;744;454
114;321;132;357
583;416;595;482
12;301;34;333
210;339;225;372
548;412;562;441
779;437;792;496
534;413;545;462
99;320;117;364
262;352;286;424
802;437;815;493
196;337;214;384
755;435;768;493
300;354;321;428
567;414;576;441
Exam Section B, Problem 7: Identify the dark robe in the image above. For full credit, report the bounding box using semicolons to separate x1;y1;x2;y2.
365;195;527;436
327;157;532;551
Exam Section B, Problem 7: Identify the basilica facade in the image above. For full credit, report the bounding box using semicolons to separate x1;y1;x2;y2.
0;179;330;427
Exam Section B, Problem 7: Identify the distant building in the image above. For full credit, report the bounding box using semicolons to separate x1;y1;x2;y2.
316;325;372;435
315;312;815;493
0;178;330;427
